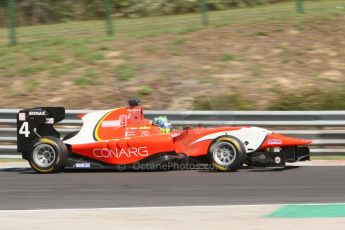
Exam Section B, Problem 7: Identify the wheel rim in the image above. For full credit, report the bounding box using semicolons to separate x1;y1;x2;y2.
213;142;237;166
33;144;56;168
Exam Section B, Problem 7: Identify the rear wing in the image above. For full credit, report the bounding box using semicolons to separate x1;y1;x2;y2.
17;107;65;156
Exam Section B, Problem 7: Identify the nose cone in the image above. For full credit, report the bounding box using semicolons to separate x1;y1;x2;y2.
260;133;312;149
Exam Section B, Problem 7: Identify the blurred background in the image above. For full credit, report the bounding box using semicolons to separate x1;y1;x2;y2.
0;0;344;110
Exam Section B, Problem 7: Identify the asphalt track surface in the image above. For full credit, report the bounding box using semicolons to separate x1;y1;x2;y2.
0;166;345;210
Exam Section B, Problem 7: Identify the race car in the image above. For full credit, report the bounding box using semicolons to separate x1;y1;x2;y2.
17;100;311;173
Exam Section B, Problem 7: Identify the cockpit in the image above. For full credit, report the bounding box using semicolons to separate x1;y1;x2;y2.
152;116;172;133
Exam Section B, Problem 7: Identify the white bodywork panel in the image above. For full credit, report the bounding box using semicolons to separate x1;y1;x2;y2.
64;110;112;145
191;127;272;153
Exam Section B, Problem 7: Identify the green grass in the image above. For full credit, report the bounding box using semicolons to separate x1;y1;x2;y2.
0;0;343;45
144;45;158;53
115;64;135;81
24;78;40;92
74;70;97;86
190;84;345;110
170;38;186;46
50;64;76;76
0;1;342;65
73;45;89;58
193;93;253;110
222;53;237;62
269;88;345;110
47;52;65;63
97;45;111;51
0;58;17;70
19;64;47;76
254;31;269;36
0;0;343;110
251;67;263;77
138;86;154;96
86;52;105;64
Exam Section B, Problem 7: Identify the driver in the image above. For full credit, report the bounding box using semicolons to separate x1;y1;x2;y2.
152;116;172;133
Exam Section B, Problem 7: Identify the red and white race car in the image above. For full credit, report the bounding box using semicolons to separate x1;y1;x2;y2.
17;100;311;173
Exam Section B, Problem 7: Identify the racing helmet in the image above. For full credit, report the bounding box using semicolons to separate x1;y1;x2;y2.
152;116;172;133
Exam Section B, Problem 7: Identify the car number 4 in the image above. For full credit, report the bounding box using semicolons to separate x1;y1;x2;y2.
19;122;30;138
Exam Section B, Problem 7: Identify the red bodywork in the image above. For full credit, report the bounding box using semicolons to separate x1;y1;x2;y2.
68;106;311;165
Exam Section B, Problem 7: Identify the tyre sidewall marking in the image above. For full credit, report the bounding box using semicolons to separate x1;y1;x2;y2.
217;137;241;150
212;162;227;171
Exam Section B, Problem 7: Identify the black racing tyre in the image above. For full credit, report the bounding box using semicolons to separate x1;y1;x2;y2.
208;136;246;172
28;136;68;173
62;131;78;141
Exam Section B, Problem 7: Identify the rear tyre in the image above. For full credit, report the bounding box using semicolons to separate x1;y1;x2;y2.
208;136;246;172
29;136;68;173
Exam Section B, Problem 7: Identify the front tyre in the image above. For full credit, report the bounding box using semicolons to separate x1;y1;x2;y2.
208;136;246;172
29;137;68;173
